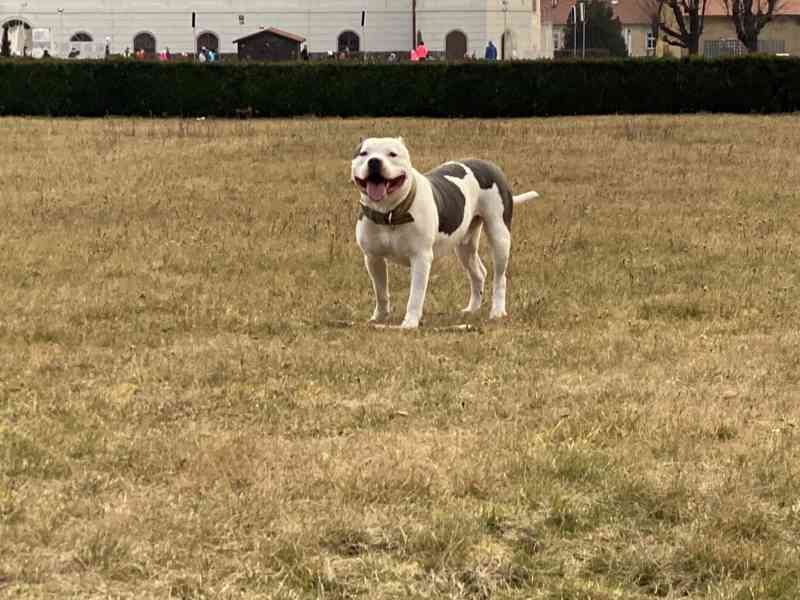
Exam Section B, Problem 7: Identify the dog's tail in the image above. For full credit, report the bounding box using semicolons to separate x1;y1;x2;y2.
513;190;540;205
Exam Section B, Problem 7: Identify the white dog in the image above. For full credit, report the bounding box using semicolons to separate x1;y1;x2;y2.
351;137;539;329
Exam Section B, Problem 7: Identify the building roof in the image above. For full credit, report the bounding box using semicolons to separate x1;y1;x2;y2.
545;0;653;25
233;27;306;45
703;0;800;16
544;0;800;25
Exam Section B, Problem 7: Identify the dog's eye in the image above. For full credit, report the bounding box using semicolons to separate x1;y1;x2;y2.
388;152;398;158
359;151;368;157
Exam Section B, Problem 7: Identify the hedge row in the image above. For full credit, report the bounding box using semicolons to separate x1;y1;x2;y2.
0;56;798;118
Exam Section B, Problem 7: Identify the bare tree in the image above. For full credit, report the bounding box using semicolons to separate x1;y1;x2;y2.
722;0;783;52
657;0;710;55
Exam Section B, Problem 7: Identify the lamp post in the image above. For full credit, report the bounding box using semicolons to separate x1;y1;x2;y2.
580;1;586;58
569;4;575;56
19;2;27;56
501;0;508;59
57;8;63;57
412;0;417;51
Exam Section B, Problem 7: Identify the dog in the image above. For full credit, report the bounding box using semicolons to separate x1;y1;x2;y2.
351;137;539;329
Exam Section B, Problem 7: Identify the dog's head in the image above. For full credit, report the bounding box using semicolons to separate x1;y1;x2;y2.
351;137;412;204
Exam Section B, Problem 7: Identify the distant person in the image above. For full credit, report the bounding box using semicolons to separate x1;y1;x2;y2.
207;48;216;62
415;41;428;61
388;52;397;63
410;48;419;62
105;37;110;59
198;46;207;62
301;44;309;61
42;48;50;58
484;41;497;60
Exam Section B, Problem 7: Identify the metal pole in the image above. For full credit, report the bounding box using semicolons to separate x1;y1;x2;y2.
572;4;578;57
57;8;63;57
502;0;508;60
361;9;366;62
192;11;196;62
581;3;586;58
412;0;416;51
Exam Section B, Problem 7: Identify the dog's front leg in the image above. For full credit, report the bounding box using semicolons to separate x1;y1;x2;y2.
365;254;391;322
401;253;433;329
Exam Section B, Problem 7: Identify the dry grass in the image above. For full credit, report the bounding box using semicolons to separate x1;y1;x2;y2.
1;114;800;599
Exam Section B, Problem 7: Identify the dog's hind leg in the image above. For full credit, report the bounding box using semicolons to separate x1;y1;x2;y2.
456;217;487;313
484;219;512;319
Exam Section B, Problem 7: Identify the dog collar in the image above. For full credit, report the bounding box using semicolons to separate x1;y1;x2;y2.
359;179;416;226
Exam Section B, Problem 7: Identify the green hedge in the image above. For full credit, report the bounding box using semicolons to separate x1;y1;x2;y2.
0;56;798;117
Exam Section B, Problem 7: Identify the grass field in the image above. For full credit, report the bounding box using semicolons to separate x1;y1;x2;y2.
1;114;799;599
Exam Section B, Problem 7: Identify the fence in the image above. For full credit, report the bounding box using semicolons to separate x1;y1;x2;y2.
704;38;786;58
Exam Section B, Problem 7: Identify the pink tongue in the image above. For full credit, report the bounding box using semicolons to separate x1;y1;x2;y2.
367;180;388;201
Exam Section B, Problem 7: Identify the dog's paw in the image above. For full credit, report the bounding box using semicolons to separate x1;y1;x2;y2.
461;305;481;314
399;318;420;329
489;310;507;320
369;309;392;323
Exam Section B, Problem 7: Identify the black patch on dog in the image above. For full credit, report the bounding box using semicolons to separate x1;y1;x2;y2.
462;159;514;227
425;163;468;235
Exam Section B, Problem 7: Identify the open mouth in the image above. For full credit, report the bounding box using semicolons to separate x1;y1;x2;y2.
355;173;406;202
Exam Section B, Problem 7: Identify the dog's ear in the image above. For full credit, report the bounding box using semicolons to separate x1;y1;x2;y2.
353;139;364;159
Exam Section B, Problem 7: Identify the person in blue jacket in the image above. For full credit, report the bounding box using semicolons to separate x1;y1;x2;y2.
484;40;497;60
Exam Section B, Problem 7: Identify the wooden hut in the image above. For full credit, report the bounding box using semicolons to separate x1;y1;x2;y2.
233;27;305;61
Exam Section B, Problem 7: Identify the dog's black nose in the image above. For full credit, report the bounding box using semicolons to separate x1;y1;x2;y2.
367;158;383;176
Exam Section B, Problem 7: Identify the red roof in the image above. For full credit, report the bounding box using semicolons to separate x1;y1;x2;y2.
544;0;652;25
544;0;800;25
704;0;800;16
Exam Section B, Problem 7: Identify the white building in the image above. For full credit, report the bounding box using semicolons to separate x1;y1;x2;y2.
0;0;545;59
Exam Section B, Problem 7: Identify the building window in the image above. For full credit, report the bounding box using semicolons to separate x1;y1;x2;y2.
2;18;32;57
197;31;219;54
70;32;92;42
646;31;655;52
337;30;359;53
553;29;563;50
133;32;156;57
